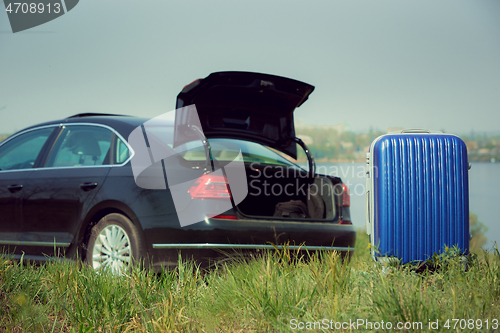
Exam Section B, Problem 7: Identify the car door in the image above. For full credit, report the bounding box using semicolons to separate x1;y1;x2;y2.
0;127;56;254
21;124;114;257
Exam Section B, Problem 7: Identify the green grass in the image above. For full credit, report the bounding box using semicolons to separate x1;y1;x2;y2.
1;232;499;332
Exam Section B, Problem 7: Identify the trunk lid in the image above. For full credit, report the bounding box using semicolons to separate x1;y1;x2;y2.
175;71;314;159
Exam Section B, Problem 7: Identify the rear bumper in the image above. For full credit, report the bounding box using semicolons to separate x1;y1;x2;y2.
142;216;356;267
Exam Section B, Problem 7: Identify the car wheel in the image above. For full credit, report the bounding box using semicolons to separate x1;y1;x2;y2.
85;213;145;275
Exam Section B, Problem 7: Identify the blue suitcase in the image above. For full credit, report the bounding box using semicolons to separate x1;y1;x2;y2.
365;130;470;264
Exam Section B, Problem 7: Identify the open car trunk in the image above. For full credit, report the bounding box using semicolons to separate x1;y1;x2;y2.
175;71;314;160
174;72;349;223
234;163;343;222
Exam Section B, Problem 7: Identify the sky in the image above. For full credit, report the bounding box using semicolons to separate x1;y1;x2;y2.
1;0;500;135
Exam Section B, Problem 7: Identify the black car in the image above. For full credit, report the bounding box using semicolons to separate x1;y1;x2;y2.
0;72;355;273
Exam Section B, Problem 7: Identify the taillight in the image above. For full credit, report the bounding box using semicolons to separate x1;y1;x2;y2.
339;220;352;225
342;183;350;207
209;214;238;220
189;174;231;199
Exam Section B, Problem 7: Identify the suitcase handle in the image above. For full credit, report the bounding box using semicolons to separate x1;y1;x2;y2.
398;129;443;134
401;129;430;133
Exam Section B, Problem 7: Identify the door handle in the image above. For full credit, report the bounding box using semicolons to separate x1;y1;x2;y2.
7;184;23;193
79;182;98;191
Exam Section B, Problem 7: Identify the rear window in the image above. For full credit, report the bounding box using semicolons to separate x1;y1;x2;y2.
138;125;302;168
181;138;300;168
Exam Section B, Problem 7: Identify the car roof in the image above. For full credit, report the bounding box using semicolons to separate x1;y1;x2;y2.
20;113;152;138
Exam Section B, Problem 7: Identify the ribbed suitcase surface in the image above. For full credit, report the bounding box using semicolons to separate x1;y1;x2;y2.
370;133;469;263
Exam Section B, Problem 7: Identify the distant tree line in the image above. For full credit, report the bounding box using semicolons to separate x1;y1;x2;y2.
296;125;500;163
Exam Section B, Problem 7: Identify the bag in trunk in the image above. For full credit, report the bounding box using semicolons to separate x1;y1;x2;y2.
273;200;309;218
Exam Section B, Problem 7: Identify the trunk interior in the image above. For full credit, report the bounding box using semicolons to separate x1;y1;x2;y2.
235;164;342;221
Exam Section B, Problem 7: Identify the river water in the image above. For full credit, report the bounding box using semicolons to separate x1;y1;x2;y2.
316;162;499;250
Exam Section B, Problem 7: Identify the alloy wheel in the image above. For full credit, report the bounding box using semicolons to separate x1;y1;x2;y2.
91;224;132;274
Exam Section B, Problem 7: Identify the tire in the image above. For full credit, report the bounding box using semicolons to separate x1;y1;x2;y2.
85;213;146;275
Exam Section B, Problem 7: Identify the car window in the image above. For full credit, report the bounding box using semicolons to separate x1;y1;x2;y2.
181;138;300;168
0;128;54;171
46;126;113;167
267;145;309;172
115;136;130;164
134;124;300;168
